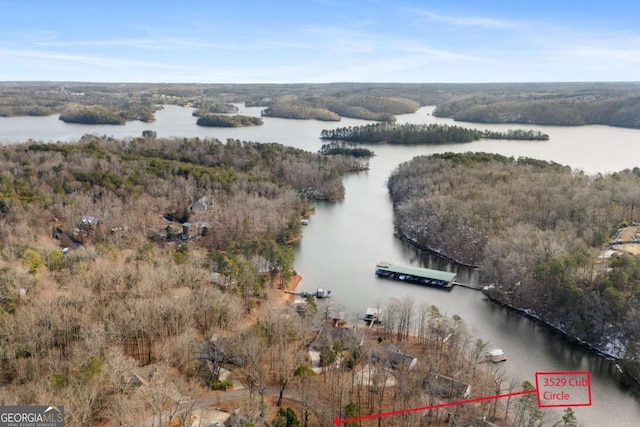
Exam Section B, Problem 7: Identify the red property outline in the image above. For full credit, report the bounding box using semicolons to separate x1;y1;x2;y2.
535;371;592;408
333;389;537;426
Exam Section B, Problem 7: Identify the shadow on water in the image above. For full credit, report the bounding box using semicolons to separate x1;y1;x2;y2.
408;247;480;286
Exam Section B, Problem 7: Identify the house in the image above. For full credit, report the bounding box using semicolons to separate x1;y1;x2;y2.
190;196;213;212
291;296;308;313
310;326;365;372
374;343;417;370
423;372;471;399
193;339;227;364
80;215;100;228
182;221;211;238
75;215;101;240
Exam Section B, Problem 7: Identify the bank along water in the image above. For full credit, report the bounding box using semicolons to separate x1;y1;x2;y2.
286;109;640;427
2;104;640;425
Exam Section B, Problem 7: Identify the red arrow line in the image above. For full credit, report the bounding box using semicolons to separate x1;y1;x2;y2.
334;389;537;425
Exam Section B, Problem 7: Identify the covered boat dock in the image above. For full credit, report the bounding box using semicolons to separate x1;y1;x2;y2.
375;261;457;289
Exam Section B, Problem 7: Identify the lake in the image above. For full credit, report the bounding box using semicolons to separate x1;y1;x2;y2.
2;105;640;425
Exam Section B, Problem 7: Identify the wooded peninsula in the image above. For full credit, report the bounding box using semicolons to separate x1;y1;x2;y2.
387;152;640;381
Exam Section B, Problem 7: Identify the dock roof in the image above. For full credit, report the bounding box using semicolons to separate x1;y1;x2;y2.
376;262;456;282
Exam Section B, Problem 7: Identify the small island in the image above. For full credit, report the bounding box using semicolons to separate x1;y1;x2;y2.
196;114;263;127
319;141;374;157
321;122;549;144
58;103;156;125
480;129;550;140
59;104;126;125
192;101;239;116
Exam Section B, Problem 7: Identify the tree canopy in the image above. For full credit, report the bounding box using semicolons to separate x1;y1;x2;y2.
321;123;548;144
387;151;640;376
196;114;263;127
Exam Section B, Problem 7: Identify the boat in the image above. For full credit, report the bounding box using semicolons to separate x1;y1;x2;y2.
313;287;332;298
363;307;383;324
301;219;309;225
487;348;507;363
296;287;332;299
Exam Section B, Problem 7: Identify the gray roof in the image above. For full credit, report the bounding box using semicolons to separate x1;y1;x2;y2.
423;372;471;399
376;261;456;282
381;343;417;370
80;215;100;226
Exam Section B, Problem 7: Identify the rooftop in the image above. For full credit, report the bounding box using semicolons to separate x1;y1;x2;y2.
376;261;456;282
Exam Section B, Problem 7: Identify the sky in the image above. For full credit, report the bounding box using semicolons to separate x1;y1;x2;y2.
1;0;639;84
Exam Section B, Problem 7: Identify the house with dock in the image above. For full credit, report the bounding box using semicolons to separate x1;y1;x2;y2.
375;261;457;289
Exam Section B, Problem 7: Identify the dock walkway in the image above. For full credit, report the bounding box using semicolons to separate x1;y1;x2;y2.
452;281;484;290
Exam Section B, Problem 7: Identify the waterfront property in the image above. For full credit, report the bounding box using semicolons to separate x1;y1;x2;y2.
375;261;457;289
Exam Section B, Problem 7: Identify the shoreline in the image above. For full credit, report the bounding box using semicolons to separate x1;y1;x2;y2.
395;227;640;390
483;292;640;392
396;230;480;269
272;274;303;306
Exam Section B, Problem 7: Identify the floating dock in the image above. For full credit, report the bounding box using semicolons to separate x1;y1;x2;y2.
297;287;333;299
375;261;457;290
363;307;383;323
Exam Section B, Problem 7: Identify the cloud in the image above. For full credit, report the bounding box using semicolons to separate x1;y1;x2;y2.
411;8;517;29
0;48;175;69
302;25;478;59
34;39;165;49
33;37;251;51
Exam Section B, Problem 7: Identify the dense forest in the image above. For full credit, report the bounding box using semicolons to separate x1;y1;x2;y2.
2;81;640;128
433;91;640;128
0;137;538;426
259;94;419;122
387;152;640;378
58;103;156;124
319;141;374;158
320;123;548;144
260;102;340;121
196;114;263;127
192;100;239;116
0;135;346;424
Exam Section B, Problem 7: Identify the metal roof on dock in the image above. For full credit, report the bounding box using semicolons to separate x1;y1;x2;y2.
376;261;456;282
